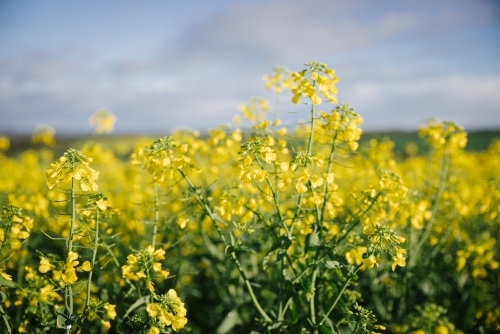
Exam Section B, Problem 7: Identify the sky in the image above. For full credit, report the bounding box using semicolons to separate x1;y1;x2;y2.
0;0;499;135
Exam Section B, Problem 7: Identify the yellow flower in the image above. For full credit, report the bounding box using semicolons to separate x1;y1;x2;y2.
147;303;161;318
77;261;92;272
61;268;77;284
39;258;55;273
0;135;9;151
434;325;449;334
363;225;376;236
32;125;56;147
17;230;30;239
1;272;12;281
96;198;108;211
39;285;61;303
89;109;116;134
296;182;308;193
154;248;166;260
147;280;155;292
310;175;324;188
148;327;160;334
104;304;117;320
127;254;138;264
345;247;367;266
67;251;79;265
364;254;378;269
101;320;111;330
153;262;162;272
390;246;407;271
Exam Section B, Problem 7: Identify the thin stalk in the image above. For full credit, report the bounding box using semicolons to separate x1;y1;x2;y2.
397;222;414;320
319;264;362;326
179;170;272;322
307;102;316;156
334;193;381;247
273;92;281;123
290;101;316;236
0;304;12;334
253;153;288;236
86;209;99;308
426;223;453;265
278;257;285;321
320;133;338;221
310;268;318;333
65;170;76;330
409;148;449;268
102;244;136;292
152;182;159;248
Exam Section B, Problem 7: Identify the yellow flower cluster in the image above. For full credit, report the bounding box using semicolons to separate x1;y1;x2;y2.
317;104;363;150
86;300;117;330
362;223;406;270
233;141;278;183
38;257;55;273
456;232;499;278
131;136;198;184
147;289;187;332
38;251;91;286
0;135;9;152
46;149;99;191
237;97;271;123
32;125;56;147
61;251;79;285
122;245;170;291
418;119;467;150
291;61;339;105
10;266;62;333
1;205;33;250
88;109;116;134
263;67;294;93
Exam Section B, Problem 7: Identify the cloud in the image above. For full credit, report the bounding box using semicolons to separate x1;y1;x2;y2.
165;0;426;69
341;74;500;130
0;0;498;135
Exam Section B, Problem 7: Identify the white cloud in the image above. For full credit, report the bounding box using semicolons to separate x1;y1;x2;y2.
341;74;500;130
0;0;498;134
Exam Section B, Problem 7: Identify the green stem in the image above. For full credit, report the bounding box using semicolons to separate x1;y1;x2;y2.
307;102;316;156
310;268;318;332
320;133;338;221
253;153;289;236
290;101;316;236
152;182;159;248
179;170;272;323
333;193;381;248
103;244;136;291
319;265;362;326
86;209;99;308
409;148;449;268
0;304;12;334
65;170;76;331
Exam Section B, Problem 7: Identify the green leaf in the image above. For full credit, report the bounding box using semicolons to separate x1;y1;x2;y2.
0;291;8;303
319;324;335;334
225;245;260;257
309;231;321;247
215;309;240;334
0;277;16;288
123;295;149;320
267;236;292;254
324;261;343;269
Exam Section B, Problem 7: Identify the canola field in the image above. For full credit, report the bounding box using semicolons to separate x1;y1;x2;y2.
0;62;499;334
